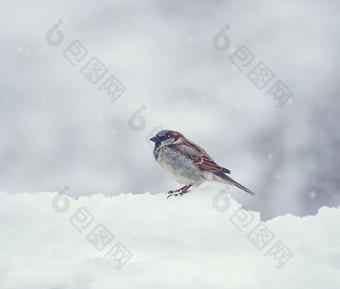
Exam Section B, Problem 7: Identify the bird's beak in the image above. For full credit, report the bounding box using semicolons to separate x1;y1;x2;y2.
149;136;158;143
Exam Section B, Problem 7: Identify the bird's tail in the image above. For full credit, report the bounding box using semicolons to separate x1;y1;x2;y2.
216;173;255;196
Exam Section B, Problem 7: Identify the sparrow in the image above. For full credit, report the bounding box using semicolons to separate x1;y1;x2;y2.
150;130;255;197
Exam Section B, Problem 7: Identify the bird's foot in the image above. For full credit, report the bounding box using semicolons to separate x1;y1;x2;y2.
167;185;192;198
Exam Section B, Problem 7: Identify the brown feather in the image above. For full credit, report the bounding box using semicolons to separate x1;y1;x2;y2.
215;172;255;195
170;138;230;175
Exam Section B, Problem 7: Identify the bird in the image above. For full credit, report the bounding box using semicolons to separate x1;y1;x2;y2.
149;130;255;198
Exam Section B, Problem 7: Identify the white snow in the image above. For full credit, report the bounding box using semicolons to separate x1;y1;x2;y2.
0;189;339;289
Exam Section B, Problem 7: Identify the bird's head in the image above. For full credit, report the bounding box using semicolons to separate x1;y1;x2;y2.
149;130;184;148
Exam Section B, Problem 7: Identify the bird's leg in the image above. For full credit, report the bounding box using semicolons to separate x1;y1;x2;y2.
179;184;192;195
167;186;186;196
167;185;192;198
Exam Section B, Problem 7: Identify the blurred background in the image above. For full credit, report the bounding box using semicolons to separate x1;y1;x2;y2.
0;0;339;220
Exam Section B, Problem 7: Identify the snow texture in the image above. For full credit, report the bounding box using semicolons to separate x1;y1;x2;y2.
0;189;339;289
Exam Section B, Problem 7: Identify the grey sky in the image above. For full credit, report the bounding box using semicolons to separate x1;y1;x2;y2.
1;0;339;219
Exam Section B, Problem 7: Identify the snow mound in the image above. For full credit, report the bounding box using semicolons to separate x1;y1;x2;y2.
0;190;339;289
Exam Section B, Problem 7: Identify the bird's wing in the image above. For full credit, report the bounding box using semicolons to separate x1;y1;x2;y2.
170;140;231;174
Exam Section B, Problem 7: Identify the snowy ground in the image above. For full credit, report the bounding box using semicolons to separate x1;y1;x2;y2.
1;189;339;289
